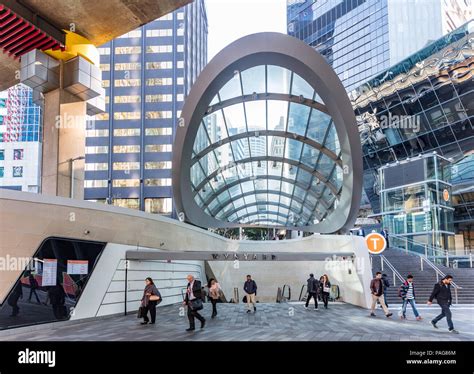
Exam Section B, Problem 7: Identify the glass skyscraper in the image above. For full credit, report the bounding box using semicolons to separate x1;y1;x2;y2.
287;0;472;91
84;1;208;216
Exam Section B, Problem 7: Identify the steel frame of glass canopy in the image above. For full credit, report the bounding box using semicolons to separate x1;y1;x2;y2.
173;32;363;233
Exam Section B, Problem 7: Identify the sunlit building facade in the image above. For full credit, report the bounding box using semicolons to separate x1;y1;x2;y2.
84;1;207;215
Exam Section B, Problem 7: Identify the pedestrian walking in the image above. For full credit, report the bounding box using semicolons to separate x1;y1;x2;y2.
370;272;393;318
207;278;221;318
243;274;257;313
140;277;161;325
184;274;206;331
428;275;458;333
320;274;331;309
398;274;422;320
304;273;319;310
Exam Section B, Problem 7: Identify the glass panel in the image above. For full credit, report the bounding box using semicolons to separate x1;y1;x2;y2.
323;122;340;154
223;103;246;134
190;162;206;187
248;135;266;157
219;72;242;101
286;138;303;162
193;123;210;154
306;110;331;143
291;72;314;99
241;65;266;95
267;100;288;130
288;103;311;136
244;100;266;130
267;65;291;94
204;110;228;142
301;143;320;168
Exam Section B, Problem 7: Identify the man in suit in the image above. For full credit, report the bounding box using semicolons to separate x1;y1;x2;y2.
381;228;390;249
183;274;206;331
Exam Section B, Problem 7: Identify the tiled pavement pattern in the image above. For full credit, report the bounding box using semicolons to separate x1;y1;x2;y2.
0;302;472;341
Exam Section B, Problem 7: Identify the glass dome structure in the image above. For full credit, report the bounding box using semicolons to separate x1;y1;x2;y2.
173;33;363;233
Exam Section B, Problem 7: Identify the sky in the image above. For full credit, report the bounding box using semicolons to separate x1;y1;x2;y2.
205;0;287;59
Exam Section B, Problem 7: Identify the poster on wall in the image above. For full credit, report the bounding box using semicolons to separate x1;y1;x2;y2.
42;259;57;286
67;260;88;275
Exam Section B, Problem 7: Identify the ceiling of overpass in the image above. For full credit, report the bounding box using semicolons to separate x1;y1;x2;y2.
0;0;192;90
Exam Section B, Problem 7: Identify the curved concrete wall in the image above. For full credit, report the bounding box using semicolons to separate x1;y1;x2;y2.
0;190;373;313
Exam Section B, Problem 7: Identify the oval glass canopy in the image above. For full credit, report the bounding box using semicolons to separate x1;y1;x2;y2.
191;65;343;227
173;33;362;233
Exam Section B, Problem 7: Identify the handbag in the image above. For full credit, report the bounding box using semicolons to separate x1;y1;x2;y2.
323;286;331;293
149;295;161;303
137;306;145;318
190;298;203;311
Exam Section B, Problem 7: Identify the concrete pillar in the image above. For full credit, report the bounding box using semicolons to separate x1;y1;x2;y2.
41;89;86;199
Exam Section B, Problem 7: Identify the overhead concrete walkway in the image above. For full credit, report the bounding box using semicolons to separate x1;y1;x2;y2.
1;303;472;341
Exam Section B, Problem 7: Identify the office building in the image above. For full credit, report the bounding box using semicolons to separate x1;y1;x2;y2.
0;84;42;192
84;0;208;216
287;0;472;91
351;21;473;251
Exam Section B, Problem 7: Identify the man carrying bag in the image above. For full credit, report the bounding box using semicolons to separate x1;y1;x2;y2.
183;274;206;331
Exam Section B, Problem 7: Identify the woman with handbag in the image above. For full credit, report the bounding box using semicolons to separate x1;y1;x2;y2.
207;278;221;318
320;274;331;309
140;277;161;325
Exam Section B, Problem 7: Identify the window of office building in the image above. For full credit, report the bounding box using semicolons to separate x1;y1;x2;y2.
114;95;141;104
177;12;184;20
119;30;142;38
145;94;172;102
144;178;172;186
12;166;23;177
100;64;110;71
114;62;141;71
86;146;109;154
177;61;184;69
145;161;172;169
146;45;173;53
159;13;173;21
0;150;4;160
85;163;108;171
115;46;141;54
177;77;184;85
114;112;141;120
13;149;23;160
112;198;140;209
146;77;173;86
145;144;172;152
95;113;109;121
113;162;140;170
145;111;172;119
86;129;109;137
98;47;110;55
113;128;140;136
0;166;4;178
177;26;184;36
84;180;108;188
115;79;141;87
112;179;140;187
113;145;140;153
145;127;172;136
145;198;172;214
146;29;173;37
102;80;110;88
145;61;173;70
176;94;184;102
177;45;184;52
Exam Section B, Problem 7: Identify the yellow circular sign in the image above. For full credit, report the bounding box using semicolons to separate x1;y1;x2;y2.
366;233;387;254
443;189;450;202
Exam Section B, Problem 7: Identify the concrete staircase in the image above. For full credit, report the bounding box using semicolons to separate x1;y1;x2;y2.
371;248;474;304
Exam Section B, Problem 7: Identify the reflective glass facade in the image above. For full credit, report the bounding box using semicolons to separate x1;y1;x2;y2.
351;21;473;214
191;65;342;226
84;1;207;214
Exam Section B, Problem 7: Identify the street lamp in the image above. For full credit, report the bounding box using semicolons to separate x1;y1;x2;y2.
70;156;85;199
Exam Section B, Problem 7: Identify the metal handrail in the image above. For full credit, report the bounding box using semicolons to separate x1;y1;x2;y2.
282;284;291;301
421;256;461;305
380;255;405;285
299;284;307;301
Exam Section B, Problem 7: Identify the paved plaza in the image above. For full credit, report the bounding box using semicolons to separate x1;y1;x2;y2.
1;302;473;341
